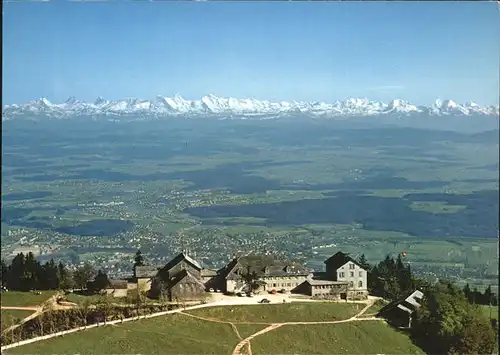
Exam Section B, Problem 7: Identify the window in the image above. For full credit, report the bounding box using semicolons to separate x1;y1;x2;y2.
287;283;291;287
339;272;345;278
359;271;363;277
349;264;355;270
272;283;276;287
349;281;354;287
350;272;354;277
358;281;363;288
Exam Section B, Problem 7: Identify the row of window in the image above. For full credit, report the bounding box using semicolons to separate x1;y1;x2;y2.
270;282;298;288
338;271;363;278
315;281;363;289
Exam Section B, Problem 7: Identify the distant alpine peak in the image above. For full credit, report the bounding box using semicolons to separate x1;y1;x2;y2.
2;94;499;121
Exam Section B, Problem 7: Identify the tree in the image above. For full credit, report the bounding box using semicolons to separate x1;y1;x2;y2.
58;262;74;291
357;254;371;271
450;310;496;355
134;250;145;267
240;266;261;293
73;263;96;290
89;270;110;293
463;283;472;302
42;259;60;290
78;300;91;329
0;259;8;287
97;294;112;324
483;285;496;306
24;252;40;290
412;282;496;355
9;253;30;291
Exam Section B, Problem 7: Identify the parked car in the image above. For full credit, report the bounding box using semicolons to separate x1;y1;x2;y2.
259;298;271;304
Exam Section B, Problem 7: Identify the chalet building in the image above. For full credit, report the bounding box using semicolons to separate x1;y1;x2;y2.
132;265;158;293
113;250;370;301
216;254;311;294
150;252;207;302
305;252;369;300
378;290;424;328
302;278;348;299
105;279;128;298
201;268;218;290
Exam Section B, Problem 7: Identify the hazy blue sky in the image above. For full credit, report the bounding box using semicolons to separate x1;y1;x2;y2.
3;1;499;105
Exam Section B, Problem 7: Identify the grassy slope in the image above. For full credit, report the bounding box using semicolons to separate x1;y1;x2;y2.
364;299;390;316
4;303;424;355
186;302;361;323
1;310;33;329
234;324;267;339
5;314;239;355
480;305;499;320
0;291;55;307
251;321;424;355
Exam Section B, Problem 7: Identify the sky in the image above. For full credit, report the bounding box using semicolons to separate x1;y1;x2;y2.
3;1;499;106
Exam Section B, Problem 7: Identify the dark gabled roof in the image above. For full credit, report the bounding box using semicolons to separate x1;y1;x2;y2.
135;265;159;278
163;252;202;272
379;289;424;315
218;257;240;278
221;254;310;280
324;252;363;270
170;269;205;289
108;279;128;289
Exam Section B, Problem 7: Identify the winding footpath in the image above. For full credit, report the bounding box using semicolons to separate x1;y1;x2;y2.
1;296;382;354
231;299;383;355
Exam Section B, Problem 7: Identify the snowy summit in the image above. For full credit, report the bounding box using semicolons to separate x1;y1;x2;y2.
2;94;499;121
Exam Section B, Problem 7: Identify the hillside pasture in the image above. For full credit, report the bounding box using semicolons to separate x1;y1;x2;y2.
185;302;361;323
1;310;33;329
251;321;424;355
0;291;55;307
4;313;240;355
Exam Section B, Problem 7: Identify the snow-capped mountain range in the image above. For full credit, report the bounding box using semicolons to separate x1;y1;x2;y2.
2;94;499;121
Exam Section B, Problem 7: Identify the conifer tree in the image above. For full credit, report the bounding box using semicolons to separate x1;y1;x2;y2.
134;250;145;267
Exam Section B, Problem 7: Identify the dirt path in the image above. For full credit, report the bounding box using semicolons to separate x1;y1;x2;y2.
1;306;39;311
1;292;69;335
179;311;272;325
232;324;283;355
231;298;381;355
2;295;383;354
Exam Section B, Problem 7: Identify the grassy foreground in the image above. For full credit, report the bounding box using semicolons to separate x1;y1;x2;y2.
0;291;55;307
186;302;362;323
1;310;33;329
251;321;424;355
5;313;239;355
480;305;499;320
3;302;424;355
